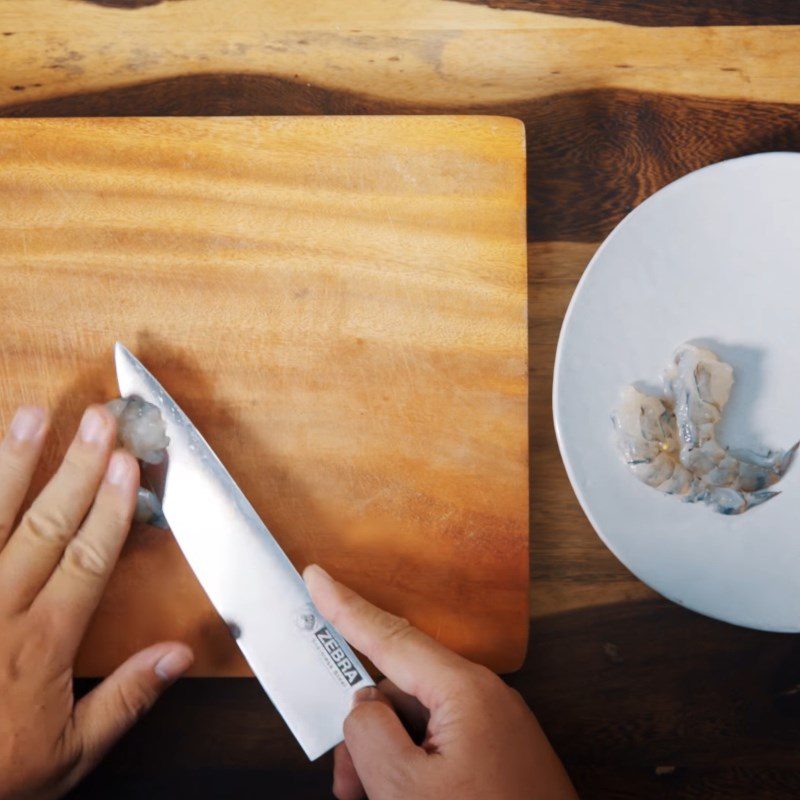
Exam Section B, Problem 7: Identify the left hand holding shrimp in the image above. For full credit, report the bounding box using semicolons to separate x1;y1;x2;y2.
0;405;192;800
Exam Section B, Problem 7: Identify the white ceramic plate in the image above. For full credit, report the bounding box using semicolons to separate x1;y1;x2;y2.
553;152;800;631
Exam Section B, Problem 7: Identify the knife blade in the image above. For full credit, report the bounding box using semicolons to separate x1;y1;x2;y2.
114;342;373;760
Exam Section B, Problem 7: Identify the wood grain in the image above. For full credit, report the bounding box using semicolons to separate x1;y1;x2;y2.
529;241;657;618
0;116;529;675
1;1;799;797
5;82;800;243
2;13;800;110
457;0;800;27
2;0;602;33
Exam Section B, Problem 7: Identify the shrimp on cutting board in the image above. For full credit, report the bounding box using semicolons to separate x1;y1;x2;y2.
107;396;170;528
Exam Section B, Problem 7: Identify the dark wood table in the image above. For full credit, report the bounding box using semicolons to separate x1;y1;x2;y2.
3;1;800;797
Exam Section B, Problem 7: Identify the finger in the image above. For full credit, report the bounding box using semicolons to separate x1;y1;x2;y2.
332;742;365;800
332;686;397;800
343;686;424;797
379;678;430;741
37;450;138;651
70;642;193;784
0;405;116;611
304;564;466;707
0;406;48;549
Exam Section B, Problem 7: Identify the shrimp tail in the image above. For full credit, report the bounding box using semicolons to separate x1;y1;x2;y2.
135;487;169;530
779;440;800;476
744;489;781;511
693;486;780;515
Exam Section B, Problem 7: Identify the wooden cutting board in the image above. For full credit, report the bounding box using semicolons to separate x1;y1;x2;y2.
0;116;528;675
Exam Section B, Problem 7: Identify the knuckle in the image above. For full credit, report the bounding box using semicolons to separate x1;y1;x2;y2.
23;506;73;546
466;664;503;694
501;684;529;714
62;439;104;476
384;615;412;642
89;495;130;534
1;451;29;482
329;589;369;629
63;538;108;578
372;615;413;660
337;589;367;618
102;494;134;528
62;448;90;473
116;681;155;724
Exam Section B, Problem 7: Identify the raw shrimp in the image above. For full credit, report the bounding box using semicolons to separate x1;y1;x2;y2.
135;487;167;528
612;387;693;495
613;344;798;515
107;396;170;528
106;396;169;464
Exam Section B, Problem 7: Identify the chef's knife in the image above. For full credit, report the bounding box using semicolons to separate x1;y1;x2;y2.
114;342;373;760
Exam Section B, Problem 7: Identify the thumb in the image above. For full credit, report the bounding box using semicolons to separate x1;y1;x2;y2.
72;642;193;774
343;686;424;795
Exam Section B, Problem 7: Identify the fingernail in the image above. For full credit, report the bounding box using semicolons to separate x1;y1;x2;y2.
154;647;193;681
305;563;333;584
106;451;131;486
79;407;107;444
9;406;45;442
352;686;381;707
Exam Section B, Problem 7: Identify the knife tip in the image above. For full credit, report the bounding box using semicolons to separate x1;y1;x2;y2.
114;341;135;368
113;341;137;392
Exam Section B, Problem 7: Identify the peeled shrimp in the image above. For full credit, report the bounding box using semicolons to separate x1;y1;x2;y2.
135;487;168;528
106;396;169;464
613;344;797;515
612;387;693;496
107;396;170;528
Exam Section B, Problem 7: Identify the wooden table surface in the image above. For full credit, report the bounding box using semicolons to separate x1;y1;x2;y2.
2;2;800;798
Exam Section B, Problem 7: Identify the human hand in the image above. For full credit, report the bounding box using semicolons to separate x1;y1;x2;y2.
304;565;577;800
0;405;193;800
